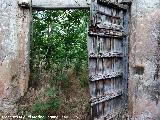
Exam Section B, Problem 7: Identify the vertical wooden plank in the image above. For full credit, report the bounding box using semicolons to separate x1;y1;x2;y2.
90;82;96;98
97;58;103;75
111;38;114;52
89;58;97;76
114;58;121;71
99;38;103;53
96;80;103;96
119;10;124;28
93;37;98;54
103;58;112;74
92;104;99;118
109;100;113;114
106;38;111;52
90;0;97;26
114;38;123;52
110;78;114;92
99;103;103;117
88;36;93;54
117;77;122;90
106;79;111;93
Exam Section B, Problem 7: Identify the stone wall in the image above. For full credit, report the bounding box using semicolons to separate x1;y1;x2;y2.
0;0;30;115
128;0;160;119
0;0;160;118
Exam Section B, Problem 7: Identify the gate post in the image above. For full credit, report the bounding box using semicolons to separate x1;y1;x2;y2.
0;0;31;115
129;0;160;119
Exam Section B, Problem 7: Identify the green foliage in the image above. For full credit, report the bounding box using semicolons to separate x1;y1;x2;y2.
30;9;89;116
32;98;61;113
79;70;89;88
31;87;61;119
30;9;89;87
30;9;89;66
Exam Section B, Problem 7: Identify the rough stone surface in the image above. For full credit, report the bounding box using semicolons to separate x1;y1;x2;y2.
128;0;160;119
32;0;91;9
0;0;30;115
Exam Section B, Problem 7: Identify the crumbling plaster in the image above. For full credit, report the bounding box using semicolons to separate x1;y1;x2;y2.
0;0;31;115
129;0;160;119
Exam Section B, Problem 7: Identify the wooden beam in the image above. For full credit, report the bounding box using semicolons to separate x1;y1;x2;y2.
32;0;91;10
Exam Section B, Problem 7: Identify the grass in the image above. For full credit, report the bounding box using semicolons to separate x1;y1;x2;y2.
17;64;90;119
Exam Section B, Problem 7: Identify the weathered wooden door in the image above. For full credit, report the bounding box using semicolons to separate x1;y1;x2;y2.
87;0;129;119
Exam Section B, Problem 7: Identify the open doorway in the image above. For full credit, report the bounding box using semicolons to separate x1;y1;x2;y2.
18;9;90;119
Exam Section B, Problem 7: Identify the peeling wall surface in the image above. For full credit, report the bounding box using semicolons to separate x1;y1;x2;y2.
129;0;160;119
0;0;30;115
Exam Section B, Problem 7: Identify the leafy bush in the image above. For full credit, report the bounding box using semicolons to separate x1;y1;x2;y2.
32;98;61;113
29;9;90;117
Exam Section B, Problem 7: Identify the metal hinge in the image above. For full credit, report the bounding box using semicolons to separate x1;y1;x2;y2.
18;0;31;8
120;0;132;6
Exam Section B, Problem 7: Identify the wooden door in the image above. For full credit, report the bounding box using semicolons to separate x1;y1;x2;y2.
87;0;129;119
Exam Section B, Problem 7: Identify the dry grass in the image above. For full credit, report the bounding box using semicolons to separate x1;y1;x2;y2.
17;68;90;120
